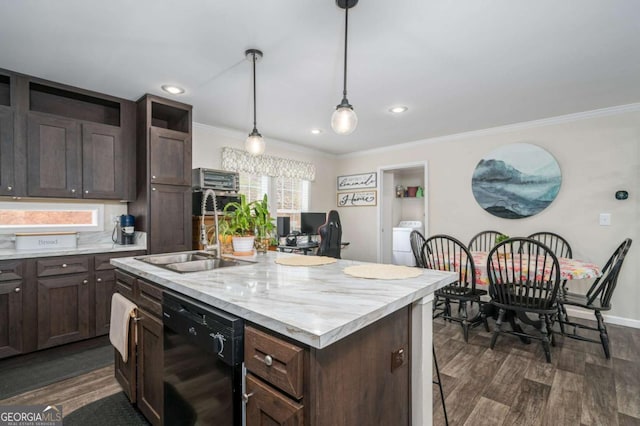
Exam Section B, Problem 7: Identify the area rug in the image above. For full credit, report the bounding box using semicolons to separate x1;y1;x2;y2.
0;341;114;399
63;392;149;426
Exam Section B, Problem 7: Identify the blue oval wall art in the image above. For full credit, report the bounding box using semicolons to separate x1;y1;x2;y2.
472;143;561;219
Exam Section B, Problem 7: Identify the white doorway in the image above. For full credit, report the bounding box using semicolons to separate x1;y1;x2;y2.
377;162;428;264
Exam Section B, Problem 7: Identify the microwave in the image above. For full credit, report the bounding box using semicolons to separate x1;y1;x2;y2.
192;168;239;193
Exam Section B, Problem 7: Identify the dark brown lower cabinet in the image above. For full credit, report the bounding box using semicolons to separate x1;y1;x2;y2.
0;279;23;358
246;374;303;426
0;251;143;360
36;273;90;349
136;308;163;425
245;307;411;426
114;270;163;426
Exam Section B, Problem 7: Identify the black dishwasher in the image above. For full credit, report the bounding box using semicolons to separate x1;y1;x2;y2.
163;292;244;426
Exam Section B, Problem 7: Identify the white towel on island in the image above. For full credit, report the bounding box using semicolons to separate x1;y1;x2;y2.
109;293;138;363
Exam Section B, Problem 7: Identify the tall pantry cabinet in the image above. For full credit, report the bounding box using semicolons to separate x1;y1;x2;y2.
129;95;193;254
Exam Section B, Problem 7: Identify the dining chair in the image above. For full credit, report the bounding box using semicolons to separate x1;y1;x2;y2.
527;231;573;330
468;230;503;252
527;232;572;258
487;237;561;363
423;234;489;342
410;230;427;268
557;238;632;359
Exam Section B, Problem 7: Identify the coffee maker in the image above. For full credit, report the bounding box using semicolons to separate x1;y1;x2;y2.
113;214;135;245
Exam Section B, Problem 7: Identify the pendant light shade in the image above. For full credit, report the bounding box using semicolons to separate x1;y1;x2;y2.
331;0;358;136
245;49;265;156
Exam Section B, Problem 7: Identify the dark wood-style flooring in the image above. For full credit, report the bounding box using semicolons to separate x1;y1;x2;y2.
1;317;639;426
433;315;640;426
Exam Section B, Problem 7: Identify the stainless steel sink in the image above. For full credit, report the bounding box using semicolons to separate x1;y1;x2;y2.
135;252;255;273
136;251;218;265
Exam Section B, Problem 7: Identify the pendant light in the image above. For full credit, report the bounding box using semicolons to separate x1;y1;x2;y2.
331;0;358;135
245;49;265;156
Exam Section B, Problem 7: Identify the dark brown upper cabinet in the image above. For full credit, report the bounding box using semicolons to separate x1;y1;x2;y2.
129;95;192;254
25;81;136;200
0;69;136;201
0;73;16;197
0;108;15;196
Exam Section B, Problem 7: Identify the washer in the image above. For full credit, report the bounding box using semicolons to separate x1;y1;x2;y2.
392;221;423;266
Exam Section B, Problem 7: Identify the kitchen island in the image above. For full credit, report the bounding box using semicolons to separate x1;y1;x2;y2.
111;251;456;425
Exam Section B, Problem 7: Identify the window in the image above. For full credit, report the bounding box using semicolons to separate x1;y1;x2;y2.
238;173;310;233
0;202;104;233
238;173;269;203
274;176;309;232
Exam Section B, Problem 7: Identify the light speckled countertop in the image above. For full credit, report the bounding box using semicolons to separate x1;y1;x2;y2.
112;251;456;349
0;232;146;259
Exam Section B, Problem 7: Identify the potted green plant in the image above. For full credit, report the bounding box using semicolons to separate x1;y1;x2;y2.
495;234;510;245
253;194;275;253
495;234;511;259
223;194;256;254
213;219;234;255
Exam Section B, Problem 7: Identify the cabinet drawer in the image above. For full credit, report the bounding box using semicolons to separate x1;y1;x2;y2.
245;374;303;426
245;326;304;400
137;279;162;317
36;256;89;277
0;260;23;281
115;270;136;300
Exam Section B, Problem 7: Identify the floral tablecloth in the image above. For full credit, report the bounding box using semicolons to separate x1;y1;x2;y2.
464;252;601;286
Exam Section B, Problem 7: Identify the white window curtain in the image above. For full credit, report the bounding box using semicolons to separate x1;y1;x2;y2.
221;147;316;181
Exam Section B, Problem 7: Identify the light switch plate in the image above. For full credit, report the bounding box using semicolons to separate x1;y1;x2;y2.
599;213;611;226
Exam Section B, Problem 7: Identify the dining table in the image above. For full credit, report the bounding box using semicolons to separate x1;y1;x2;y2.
450;251;602;341
468;251;602;286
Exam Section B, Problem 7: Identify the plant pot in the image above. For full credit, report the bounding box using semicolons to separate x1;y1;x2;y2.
407;186;418;197
232;236;255;255
218;235;233;255
254;238;270;253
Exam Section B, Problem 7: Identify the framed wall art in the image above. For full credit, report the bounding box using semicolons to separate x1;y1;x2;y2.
337;172;377;191
471;143;561;219
337;190;377;207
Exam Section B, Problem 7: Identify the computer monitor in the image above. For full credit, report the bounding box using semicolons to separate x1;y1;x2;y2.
300;212;326;235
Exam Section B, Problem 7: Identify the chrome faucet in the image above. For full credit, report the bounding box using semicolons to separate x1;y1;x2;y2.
200;188;221;259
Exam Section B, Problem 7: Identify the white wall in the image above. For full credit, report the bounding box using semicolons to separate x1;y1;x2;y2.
192;123;338;214
336;107;640;323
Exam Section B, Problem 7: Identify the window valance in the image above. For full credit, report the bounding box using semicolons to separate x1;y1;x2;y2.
221;147;316;181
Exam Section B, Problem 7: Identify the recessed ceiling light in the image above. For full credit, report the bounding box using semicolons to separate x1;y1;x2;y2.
161;85;185;95
389;106;408;114
310;129;322;135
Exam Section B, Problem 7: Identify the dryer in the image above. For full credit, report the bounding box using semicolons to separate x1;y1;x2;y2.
392;221;423;266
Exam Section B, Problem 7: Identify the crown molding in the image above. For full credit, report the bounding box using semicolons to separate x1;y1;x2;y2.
340;103;640;159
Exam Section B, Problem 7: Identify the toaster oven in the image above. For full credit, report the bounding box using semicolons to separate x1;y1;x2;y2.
192;168;239;192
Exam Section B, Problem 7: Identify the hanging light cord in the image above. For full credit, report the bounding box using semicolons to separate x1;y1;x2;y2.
252;52;258;132
341;5;349;102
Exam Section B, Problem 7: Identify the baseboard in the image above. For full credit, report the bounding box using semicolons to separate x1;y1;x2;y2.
564;307;640;329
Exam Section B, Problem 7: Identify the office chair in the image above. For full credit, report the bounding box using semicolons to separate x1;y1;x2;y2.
317;210;343;259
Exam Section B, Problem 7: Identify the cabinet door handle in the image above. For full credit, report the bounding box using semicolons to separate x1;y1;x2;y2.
14;287;20;293
264;355;273;366
7;186;12;191
152;175;156;179
62;264;68;268
85;190;89;194
82;279;88;284
97;278;102;283
71;189;76;193
241;392;254;403
152;187;157;191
